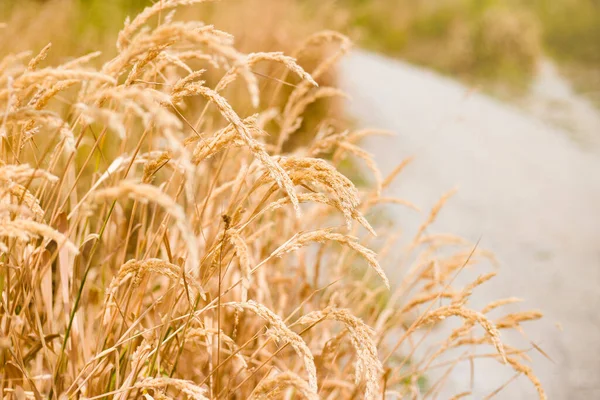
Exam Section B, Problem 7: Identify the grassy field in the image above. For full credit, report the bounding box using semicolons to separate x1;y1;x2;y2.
0;1;546;398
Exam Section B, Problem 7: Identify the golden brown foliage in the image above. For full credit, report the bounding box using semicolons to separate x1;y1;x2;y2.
0;1;543;399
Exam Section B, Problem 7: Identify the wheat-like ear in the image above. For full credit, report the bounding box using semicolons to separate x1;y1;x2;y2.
216;51;317;108
273;157;361;230
451;272;497;306
225;300;318;394
334;141;383;195
30;79;78;110
294;31;352;81
88;86;181;134
3;182;45;219
249;371;318;400
419;305;506;363
190;115;258;164
494;311;543;329
279;87;347;148
449;392;472;400
68;151;178;219
505;357;547;400
0;164;57;183
14;68;115;89
270;229;389;289
400;291;457;314
185;85;300;215
244;192;375;236
0;51;31;76
27;43;52;71
170;69;206;104
0;203;35;222
60;51;102;69
103;258;204;326
185;327;248;368
74;103;126;139
295;307;383;400
413;189;457;244
277;30;351;108
117;0;216;51
124;46;168;86
134;377;209;400
150;51;220;78
107;258;203;298
241;52;318;88
482;297;524;313
142;151;172;183
4;108;75;153
0;219;78;254
113;337;156;399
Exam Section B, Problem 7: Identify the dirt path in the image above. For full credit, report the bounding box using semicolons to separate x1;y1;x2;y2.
341;50;600;399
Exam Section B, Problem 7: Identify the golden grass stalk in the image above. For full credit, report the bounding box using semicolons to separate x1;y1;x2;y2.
296;307;382;399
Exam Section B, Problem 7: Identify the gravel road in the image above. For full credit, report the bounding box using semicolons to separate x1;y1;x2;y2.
340;50;600;399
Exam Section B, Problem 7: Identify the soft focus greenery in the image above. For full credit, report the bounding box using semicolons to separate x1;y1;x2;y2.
537;0;600;65
334;0;598;91
338;0;541;84
2;0;599;95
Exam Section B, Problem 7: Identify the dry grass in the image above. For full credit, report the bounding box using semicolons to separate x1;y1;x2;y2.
0;1;545;399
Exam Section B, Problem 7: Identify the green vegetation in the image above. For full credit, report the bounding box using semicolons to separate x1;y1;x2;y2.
536;0;600;66
333;0;599;94
340;1;540;83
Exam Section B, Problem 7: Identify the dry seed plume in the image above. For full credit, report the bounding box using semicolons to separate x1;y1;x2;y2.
296;307;383;399
225;300;318;394
249;371;318;400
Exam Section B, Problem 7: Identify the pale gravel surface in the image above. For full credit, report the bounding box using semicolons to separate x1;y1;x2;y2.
341;50;600;399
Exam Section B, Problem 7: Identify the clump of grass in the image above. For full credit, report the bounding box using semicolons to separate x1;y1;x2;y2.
335;0;542;90
0;1;545;399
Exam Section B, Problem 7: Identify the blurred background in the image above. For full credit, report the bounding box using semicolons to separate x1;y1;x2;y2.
2;1;599;399
2;0;599;98
2;0;599;141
